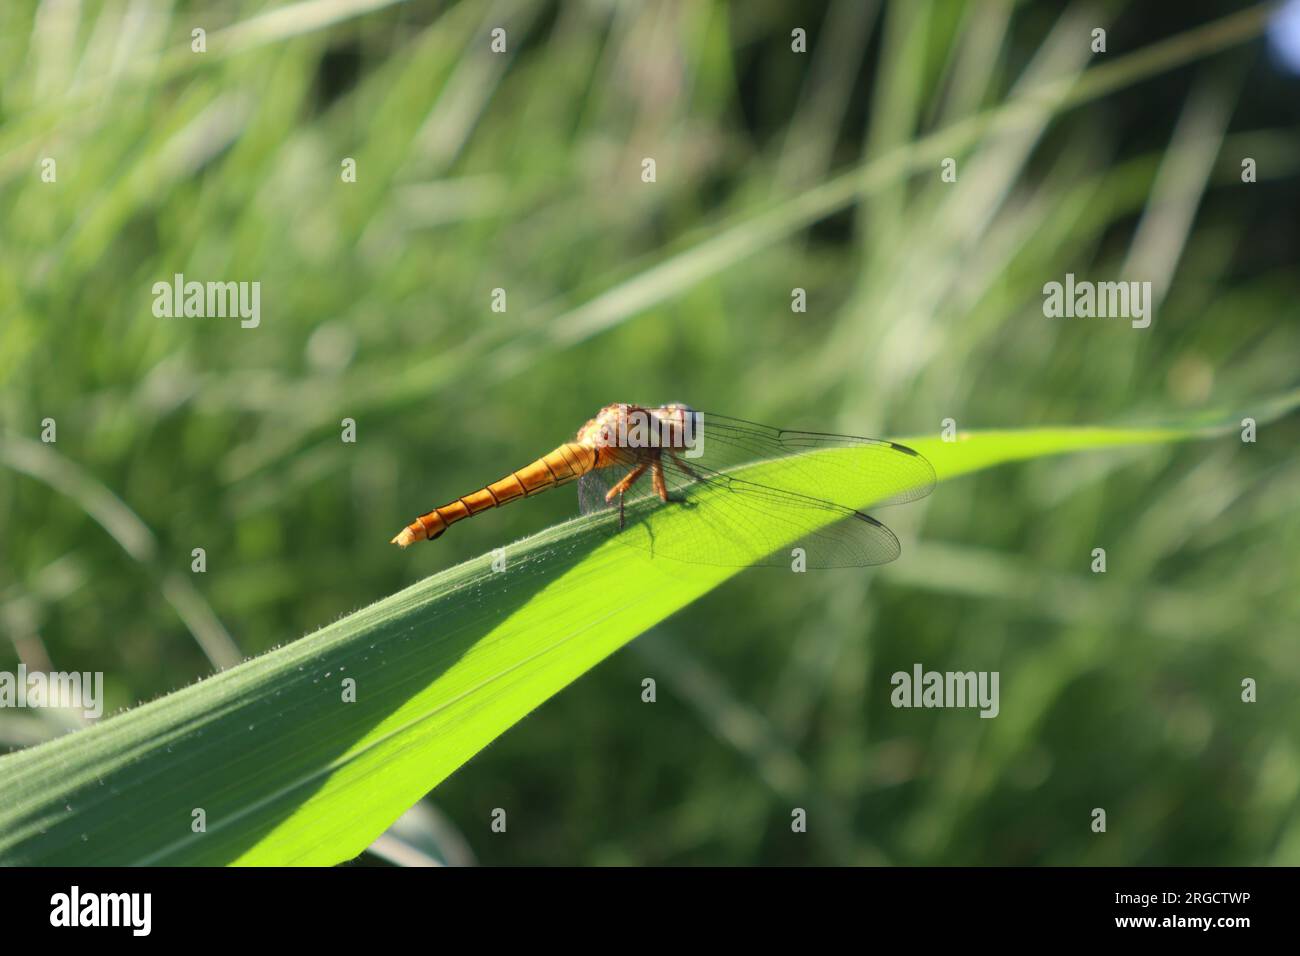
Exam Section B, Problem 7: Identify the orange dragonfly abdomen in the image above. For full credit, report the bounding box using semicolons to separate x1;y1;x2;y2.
391;440;603;547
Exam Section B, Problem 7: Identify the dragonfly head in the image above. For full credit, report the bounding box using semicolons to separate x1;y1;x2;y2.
652;403;701;454
656;402;696;422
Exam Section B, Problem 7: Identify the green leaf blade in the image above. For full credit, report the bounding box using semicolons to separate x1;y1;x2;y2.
0;398;1293;866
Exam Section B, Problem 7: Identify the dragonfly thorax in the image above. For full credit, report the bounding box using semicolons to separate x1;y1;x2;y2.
575;403;699;451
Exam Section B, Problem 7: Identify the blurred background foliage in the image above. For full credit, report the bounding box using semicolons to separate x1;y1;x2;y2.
1;0;1298;865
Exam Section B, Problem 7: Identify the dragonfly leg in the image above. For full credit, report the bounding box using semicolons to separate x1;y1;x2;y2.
604;462;648;530
604;463;647;502
651;459;670;502
665;451;704;505
669;451;703;482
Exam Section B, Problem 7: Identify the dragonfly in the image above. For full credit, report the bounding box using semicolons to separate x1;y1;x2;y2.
391;403;935;568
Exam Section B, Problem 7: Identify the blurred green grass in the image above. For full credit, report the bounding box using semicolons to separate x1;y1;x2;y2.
1;0;1298;865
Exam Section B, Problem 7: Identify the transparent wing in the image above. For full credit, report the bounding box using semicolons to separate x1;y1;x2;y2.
577;412;934;568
